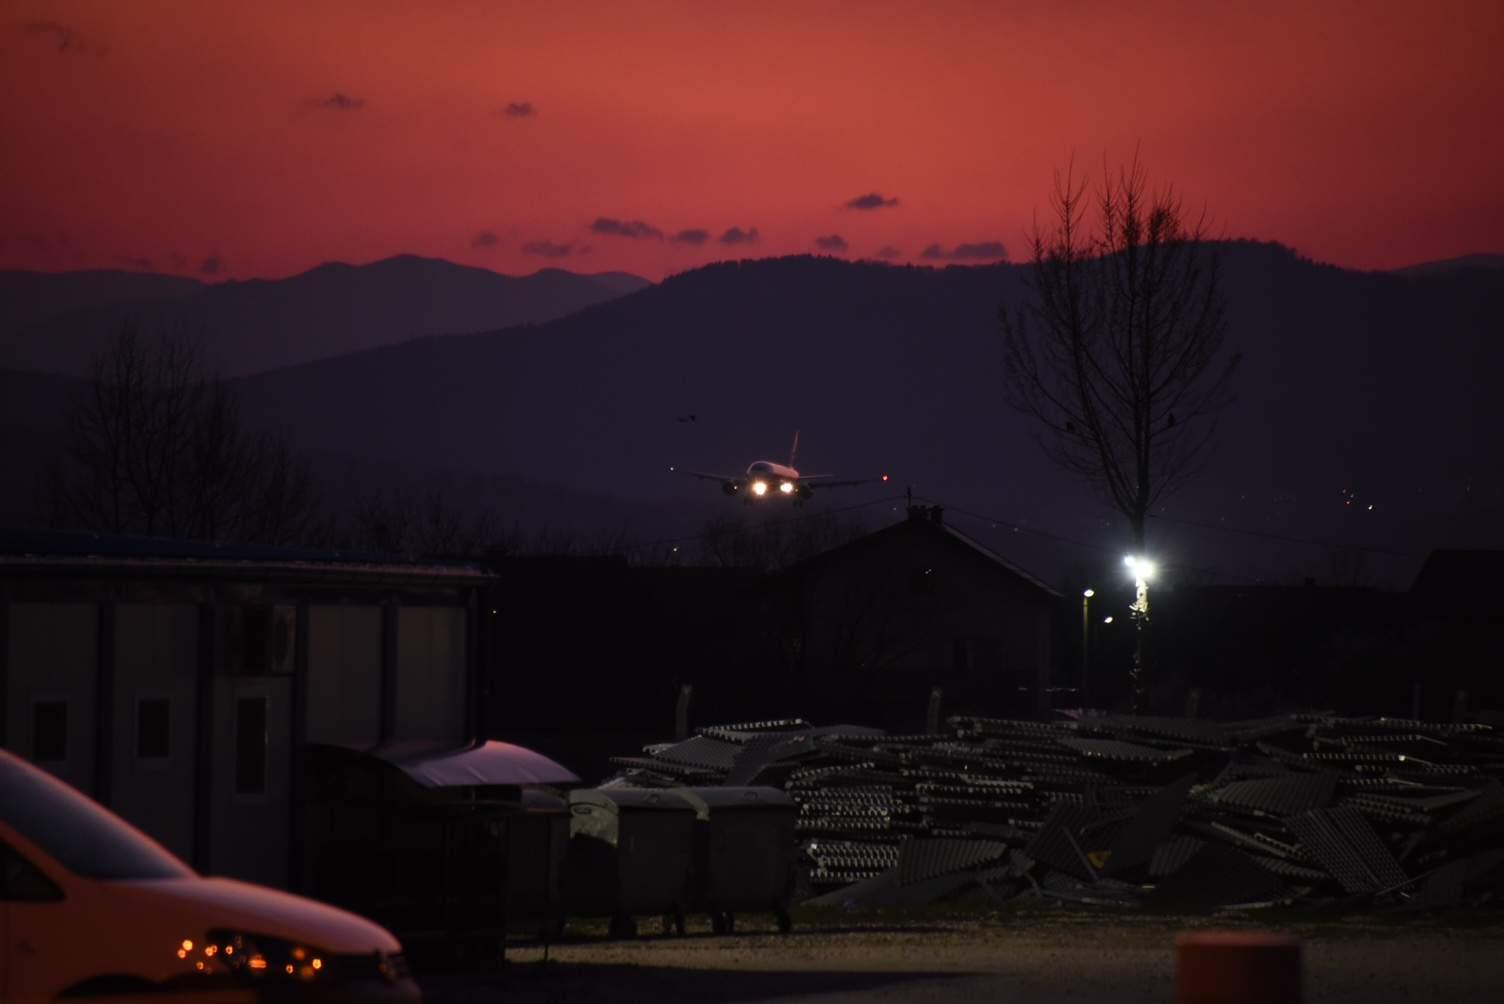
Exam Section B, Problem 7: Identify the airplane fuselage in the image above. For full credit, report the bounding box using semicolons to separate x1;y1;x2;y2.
672;431;867;502
744;460;804;498
747;460;799;480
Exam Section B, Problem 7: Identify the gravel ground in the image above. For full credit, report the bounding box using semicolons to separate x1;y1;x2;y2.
418;909;1504;1003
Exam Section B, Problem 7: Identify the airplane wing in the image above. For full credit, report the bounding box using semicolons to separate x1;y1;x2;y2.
798;475;877;489
670;467;741;485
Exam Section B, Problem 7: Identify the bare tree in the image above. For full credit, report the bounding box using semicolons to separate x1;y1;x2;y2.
240;434;325;546
47;325;323;545
63;327;203;535
1001;156;1239;712
341;486;493;559
696;509;865;572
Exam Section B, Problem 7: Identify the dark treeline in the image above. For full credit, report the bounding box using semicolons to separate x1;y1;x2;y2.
37;326;323;546
33;325;866;566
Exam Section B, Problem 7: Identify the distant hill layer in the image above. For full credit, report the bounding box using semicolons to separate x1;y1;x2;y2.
1391;254;1504;276
0;256;651;378
4;242;1500;587
228;242;1503;584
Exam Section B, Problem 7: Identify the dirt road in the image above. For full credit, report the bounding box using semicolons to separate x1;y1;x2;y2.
420;911;1504;1002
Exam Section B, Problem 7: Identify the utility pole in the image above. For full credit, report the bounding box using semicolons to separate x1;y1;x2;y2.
1124;556;1157;715
675;683;693;741
1081;588;1094;709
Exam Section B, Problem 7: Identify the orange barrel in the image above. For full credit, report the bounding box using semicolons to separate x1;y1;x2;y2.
1175;931;1302;1004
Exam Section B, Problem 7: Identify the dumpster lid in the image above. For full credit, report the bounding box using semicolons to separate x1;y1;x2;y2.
367;739;579;788
521;787;568;811
678;786;794;818
570;787;694;812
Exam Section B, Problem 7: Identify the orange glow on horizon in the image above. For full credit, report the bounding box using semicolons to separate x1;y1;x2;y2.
1;1;1499;280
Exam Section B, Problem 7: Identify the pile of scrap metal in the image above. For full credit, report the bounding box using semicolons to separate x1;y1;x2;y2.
603;714;1504;912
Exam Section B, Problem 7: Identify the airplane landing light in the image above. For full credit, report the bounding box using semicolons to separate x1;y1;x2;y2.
752;480;769;496
779;481;795;494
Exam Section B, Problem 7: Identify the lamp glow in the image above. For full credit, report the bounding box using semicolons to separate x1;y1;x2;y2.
1083;588;1095;598
1123;555;1157;583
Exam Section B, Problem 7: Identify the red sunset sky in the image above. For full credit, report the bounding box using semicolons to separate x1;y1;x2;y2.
3;0;1501;281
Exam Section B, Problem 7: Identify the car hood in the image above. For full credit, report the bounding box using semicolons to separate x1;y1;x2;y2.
107;876;401;954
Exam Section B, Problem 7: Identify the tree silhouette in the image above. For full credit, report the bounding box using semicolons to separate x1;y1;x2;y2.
695;509;865;572
1001;156;1239;712
340;486;494;559
43;325;322;545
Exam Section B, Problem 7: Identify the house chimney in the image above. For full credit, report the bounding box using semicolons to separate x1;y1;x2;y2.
928;505;944;525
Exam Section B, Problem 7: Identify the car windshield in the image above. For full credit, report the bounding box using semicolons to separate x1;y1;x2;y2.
0;755;193;880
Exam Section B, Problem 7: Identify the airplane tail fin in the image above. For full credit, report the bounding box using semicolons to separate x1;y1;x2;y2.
789;430;800;468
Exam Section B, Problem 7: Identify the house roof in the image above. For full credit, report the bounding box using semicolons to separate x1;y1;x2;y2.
790;506;1061;598
0;528;491;584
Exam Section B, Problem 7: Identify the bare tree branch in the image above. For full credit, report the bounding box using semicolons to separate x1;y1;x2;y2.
1001;154;1239;549
47;324;325;547
1001;155;1240;714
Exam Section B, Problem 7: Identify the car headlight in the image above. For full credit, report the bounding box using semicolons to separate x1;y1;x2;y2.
190;930;328;982
162;931;408;1000
175;930;408;988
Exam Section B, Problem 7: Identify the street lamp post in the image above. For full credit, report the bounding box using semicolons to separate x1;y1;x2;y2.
1081;588;1094;709
1123;555;1157;715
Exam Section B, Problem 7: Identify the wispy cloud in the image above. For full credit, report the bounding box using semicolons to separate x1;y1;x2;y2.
874;245;904;259
523;239;582;258
814;234;849;253
590;217;663;240
845;192;900;210
471;231;499;249
19;20;87;54
200;255;224;276
504;101;536;118
922;240;1007;262
719;226;760;245
310;92;366;111
672;228;710;245
952;241;1007;260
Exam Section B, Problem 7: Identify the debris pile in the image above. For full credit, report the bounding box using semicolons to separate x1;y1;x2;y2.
604;714;1504;911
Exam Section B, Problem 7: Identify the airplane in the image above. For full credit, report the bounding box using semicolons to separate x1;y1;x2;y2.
671;431;886;502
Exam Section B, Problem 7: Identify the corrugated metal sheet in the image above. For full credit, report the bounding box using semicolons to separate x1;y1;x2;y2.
1208;771;1337;817
897;838;1009;886
652;735;743;772
595;711;1502;909
1287;807;1408;893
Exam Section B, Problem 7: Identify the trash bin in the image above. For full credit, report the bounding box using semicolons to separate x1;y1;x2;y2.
305;743;507;943
503;788;570;934
303;741;577;959
678;786;798;934
562;787;697;937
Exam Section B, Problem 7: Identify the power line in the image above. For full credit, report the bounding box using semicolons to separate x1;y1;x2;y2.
914;491;1426;563
911;495;1218;578
1147;511;1425;560
640;485;1429;578
909;495;1120;555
